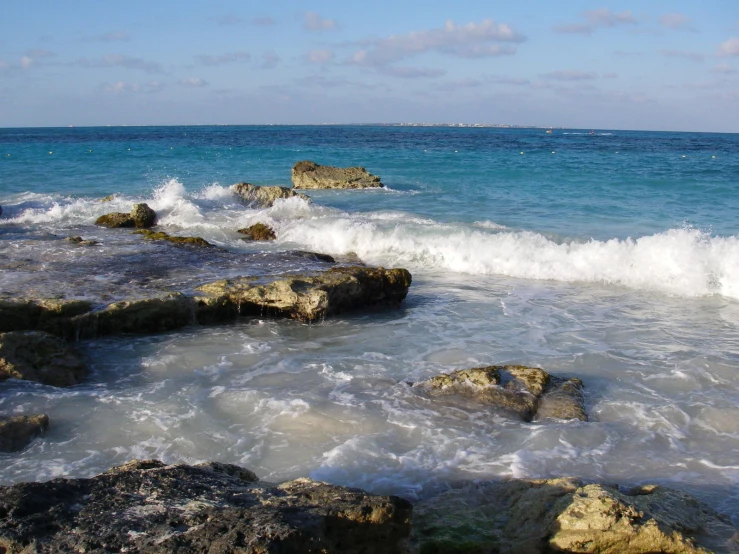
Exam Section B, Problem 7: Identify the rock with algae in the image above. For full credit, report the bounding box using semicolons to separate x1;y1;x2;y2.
237;222;277;241
0;330;87;386
291;160;384;189
133;229;212;247
232;182;311;208
95;203;156;228
0;414;49;453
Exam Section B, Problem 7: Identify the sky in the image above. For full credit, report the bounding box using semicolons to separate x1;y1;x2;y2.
0;0;737;131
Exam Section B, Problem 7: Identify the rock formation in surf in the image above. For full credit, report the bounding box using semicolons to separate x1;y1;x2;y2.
237;222;276;241
0;330;87;386
133;229;212;247
291;160;384;189
232;182;310;208
95;203;156;228
0;414;49;453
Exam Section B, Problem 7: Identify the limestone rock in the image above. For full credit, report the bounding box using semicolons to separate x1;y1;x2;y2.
232;182;311;208
0;414;49;453
196;265;412;323
133;229;212;247
0;459;412;553
94;211;134;228
0;298;92;337
237;222;277;241
65;236;100;246
100;194;116;202
95;203;156;228
413;478;737;553
0;331;87;386
287;250;336;263
130;203;157;228
292;160;384;189
413;365;587;422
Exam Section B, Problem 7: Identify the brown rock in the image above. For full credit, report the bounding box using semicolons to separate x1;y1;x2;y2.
0;331;87;386
237;222;277;241
232;182;311;208
130;203;156;228
95;203;156;229
133;229;211;247
535;377;587;421
292;160;384;189
0;414;49;452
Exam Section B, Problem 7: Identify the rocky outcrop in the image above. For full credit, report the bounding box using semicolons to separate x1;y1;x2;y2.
133;229;212;247
196;266;412;323
0;331;87;386
0;298;92;335
291;160;384;189
65;236;100;246
238;222;276;241
232;182;311;208
0;459;412;554
0;414;49;453
95;203;156;228
412;365;587;422
413;477;737;554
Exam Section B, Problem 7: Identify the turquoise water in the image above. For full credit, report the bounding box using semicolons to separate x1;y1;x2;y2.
2;126;739;525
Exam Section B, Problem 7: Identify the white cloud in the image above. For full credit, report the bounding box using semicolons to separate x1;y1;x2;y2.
661;50;705;62
541;70;598;81
179;77;208;87
307;50;334;64
553;8;637;35
380;66;446;79
75;54;165;74
215;14;244;26
195;51;251;66
304;12;337;31
262;51;281;69
94;31;131;42
100;81;141;93
659;13;693;31
713;63;737;74
718;37;739;56
251;16;276;26
19;56;33;69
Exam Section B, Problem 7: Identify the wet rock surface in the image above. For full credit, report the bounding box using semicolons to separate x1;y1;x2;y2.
0;331;87;386
133;229;212;247
413;365;587;422
291;160;384;189
196;265;412;323
95;203;156;228
238;222;277;241
232;182;311;207
0;414;49;453
65;236;100;246
0;459;412;554
413;477;738;553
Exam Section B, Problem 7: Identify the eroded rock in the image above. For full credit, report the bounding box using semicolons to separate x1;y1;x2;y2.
133;229;212;247
196;265;412;322
0;459;412;553
65;236;100;246
292;160;384;189
0;331;87;386
232;182;311;208
95;203;156;229
0;414;49;453
237;222;276;241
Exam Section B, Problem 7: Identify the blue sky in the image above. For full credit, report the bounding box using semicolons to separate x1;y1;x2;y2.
1;1;737;131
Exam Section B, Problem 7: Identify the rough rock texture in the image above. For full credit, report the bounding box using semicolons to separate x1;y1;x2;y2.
65;236;100;246
133;229;212;247
292;160;384;189
413;477;738;554
0;414;49;453
0;459;412;554
413;366;587;422
238;222;277;241
95;203;156;229
232;182;311;208
0;298;92;335
287;250;336;263
196;265;412;323
0;331;87;386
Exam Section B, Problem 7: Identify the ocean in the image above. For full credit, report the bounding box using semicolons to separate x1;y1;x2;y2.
1;125;739;519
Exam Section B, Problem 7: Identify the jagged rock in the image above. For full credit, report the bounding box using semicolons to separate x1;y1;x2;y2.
196;266;412;323
292;160;384;189
232;182;311;208
413;365;587;422
95;203;156;229
65;236;99;246
0;414;49;452
0;331;87;386
100;194;116;202
238;222;276;241
0;298;92;336
0;459;412;553
413;478;737;553
287;250;336;263
133;229;212;247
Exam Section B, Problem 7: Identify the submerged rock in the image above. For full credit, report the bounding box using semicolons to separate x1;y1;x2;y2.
237;222;276;241
0;459;412;553
292;160;384;189
133;229;212;247
0;414;49;453
65;236;100;246
232;182;311;208
196;265;412;322
0;331;87;386
413;477;737;554
95;203;156;229
413;365;587;422
287;250;336;263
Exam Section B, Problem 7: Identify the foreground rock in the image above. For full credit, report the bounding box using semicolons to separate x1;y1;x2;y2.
0;331;87;386
413;365;586;422
292;160;384;189
238;222;276;241
413;477;737;553
196;266;412;323
65;236;100;246
133;229;212;247
0;459;412;553
232;182;310;208
0;414;49;452
0;298;92;335
95;202;156;228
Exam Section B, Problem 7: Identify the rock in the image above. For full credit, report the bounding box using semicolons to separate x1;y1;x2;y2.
0;414;49;452
0;459;412;553
65;236;100;246
100;194;116;202
291;160;384;189
95;203;156;229
237;222;276;241
0;298;92;336
287;250;336;263
413;365;587;422
232;182;311;208
0;331;87;386
133;229;212;247
413;478;737;553
196;265;412;323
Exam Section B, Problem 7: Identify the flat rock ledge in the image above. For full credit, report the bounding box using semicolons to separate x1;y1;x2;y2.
133;229;212;247
0;414;49;453
0;460;412;554
413;365;587;422
232;182;311;208
292;160;384;189
0;331;87;386
95;202;157;229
